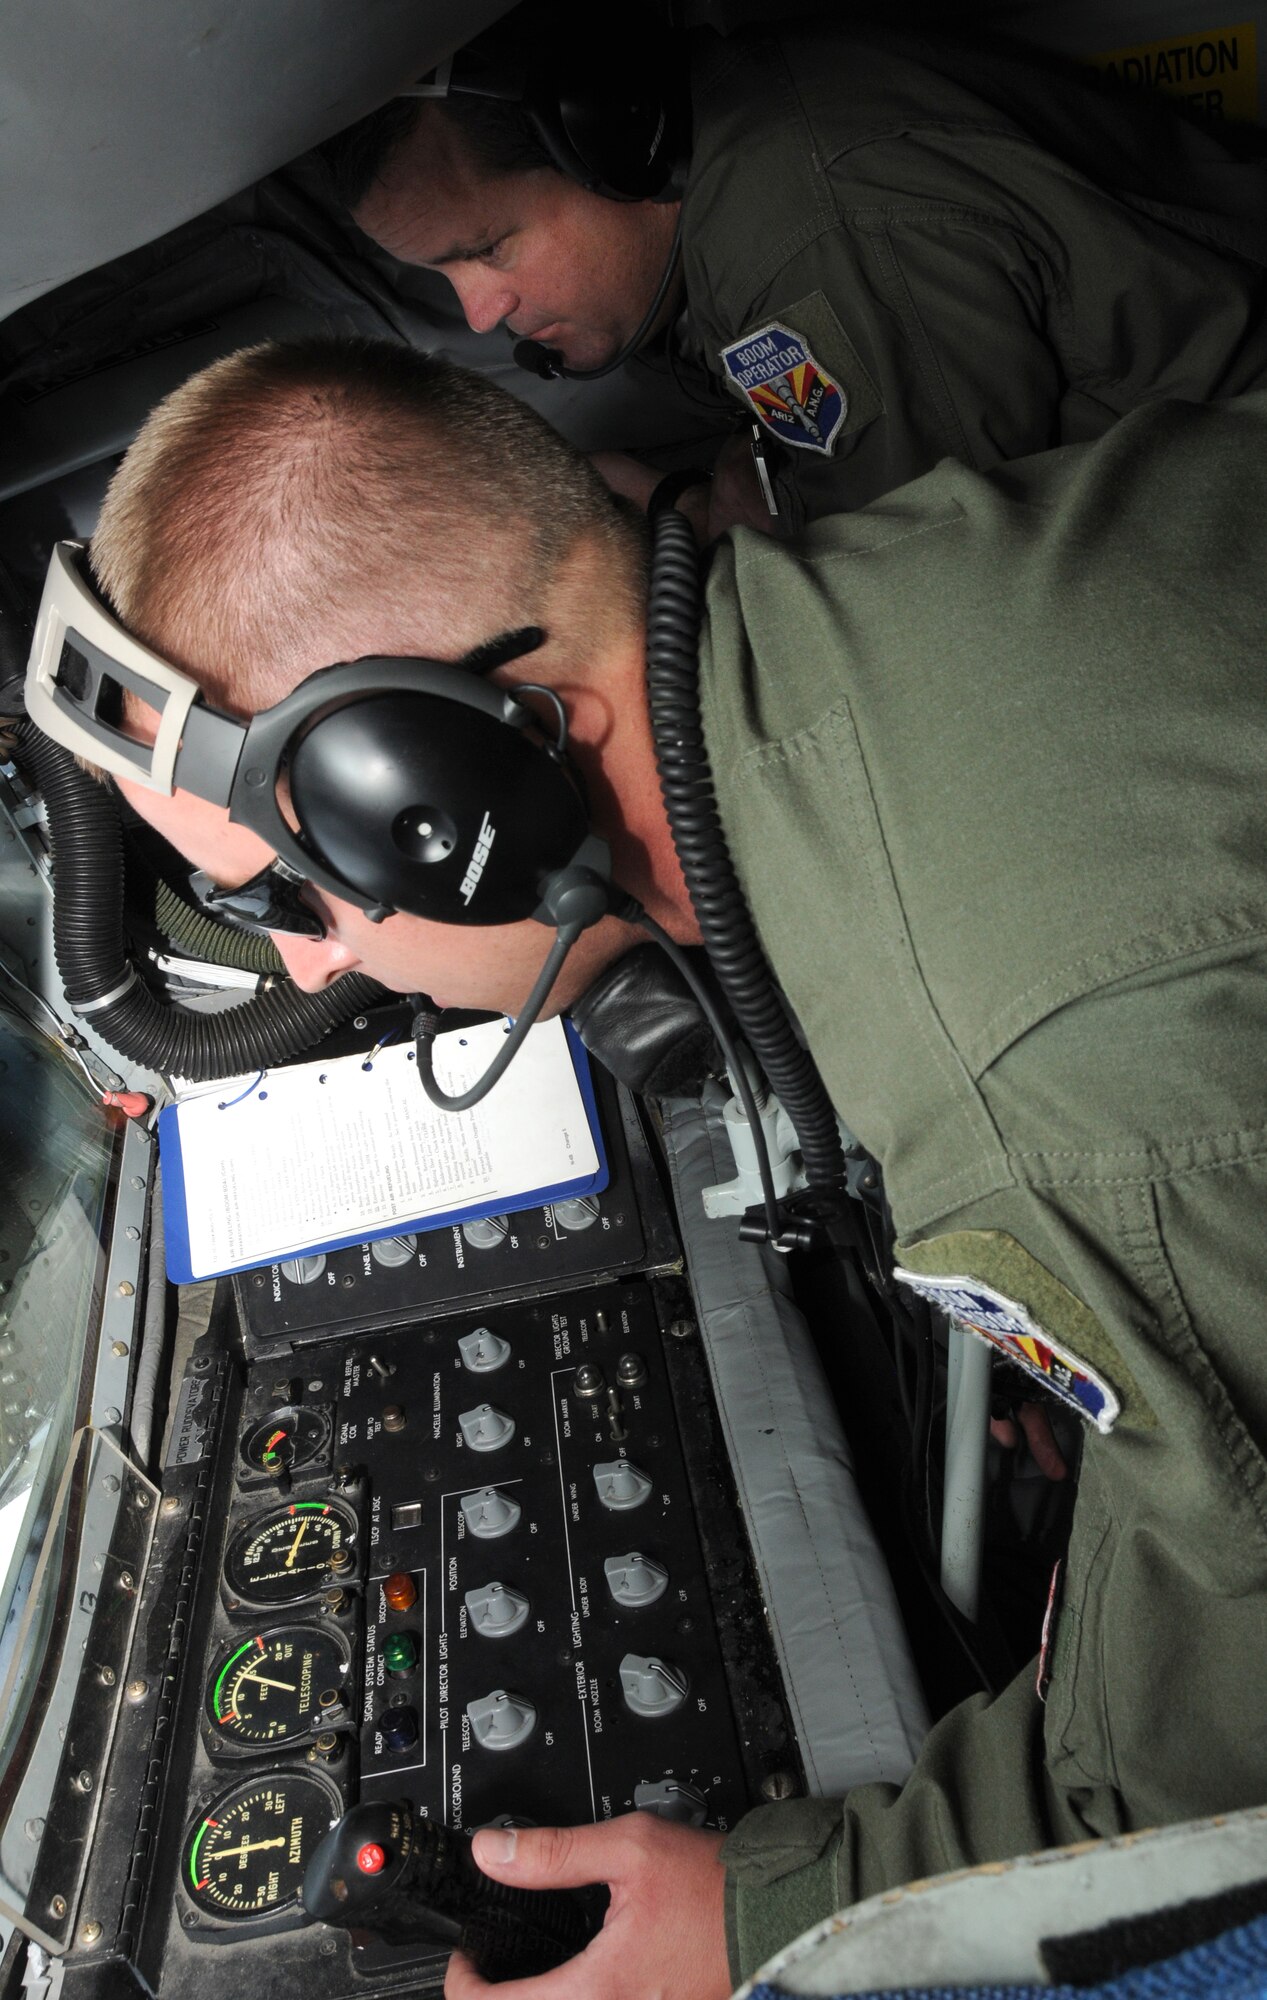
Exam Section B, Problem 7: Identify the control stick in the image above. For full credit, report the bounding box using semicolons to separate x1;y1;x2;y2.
302;1799;600;1980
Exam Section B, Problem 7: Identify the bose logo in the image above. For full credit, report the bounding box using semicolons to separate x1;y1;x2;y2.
459;813;496;904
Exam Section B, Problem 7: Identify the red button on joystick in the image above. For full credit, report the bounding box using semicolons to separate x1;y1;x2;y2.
356;1841;387;1875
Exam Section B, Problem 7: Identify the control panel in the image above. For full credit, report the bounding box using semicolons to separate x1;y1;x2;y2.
109;1264;793;1999
233;1074;678;1355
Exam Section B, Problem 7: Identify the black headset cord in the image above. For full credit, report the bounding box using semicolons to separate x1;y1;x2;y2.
407;897;787;1245
512;216;684;383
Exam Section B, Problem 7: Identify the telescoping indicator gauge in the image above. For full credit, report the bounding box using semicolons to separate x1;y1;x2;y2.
224;1500;358;1606
183;1772;342;1920
206;1626;353;1746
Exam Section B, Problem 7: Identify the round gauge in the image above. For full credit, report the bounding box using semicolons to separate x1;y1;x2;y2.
184;1771;341;1920
241;1405;332;1477
206;1624;353;1746
224;1500;357;1606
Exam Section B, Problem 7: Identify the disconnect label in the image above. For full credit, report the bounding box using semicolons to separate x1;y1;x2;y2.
1088;21;1258;122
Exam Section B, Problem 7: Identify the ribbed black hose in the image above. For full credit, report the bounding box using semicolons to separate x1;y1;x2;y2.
645;510;847;1194
19;721;385;1081
151;877;284;975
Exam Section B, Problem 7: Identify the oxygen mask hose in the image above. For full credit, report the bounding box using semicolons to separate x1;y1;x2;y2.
18;721;385;1081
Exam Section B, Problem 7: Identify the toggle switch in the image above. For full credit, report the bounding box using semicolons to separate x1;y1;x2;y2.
604;1552;669;1608
467;1688;537;1752
619;1655;688;1719
459;1405;516;1453
593;1460;653;1512
460;1487;522;1539
459;1327;511;1375
465;1581;530;1639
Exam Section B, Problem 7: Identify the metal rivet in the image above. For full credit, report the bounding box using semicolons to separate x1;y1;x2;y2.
101;1407;122;1425
160;1495;180;1516
125;1225;140;1241
126;1679;148;1702
24;1818;44;1842
130;1176;145;1191
102;1474;120;1494
49;1896;67;1920
353;1016;368;1031
668;1317;695;1341
111;1340;129;1357
73;1769;93;1793
79;1921;102;1947
117;1571;135;1592
116;1281;134;1298
99;1666;116;1687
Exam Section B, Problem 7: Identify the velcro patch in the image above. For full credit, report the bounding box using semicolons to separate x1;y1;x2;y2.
719;320;847;455
894;1267;1122;1433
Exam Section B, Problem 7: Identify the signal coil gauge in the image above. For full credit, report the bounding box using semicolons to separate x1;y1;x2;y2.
183;1771;342;1924
240;1404;333;1479
206;1625;353;1748
224;1499;359;1608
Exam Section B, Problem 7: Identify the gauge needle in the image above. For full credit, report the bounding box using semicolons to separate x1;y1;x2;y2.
284;1521;308;1568
237;1670;297;1693
215;1836;287;1861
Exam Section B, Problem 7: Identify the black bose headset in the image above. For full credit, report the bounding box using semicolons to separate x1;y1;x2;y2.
407;2;690;382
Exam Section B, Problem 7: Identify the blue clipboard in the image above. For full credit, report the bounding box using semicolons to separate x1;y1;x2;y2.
159;1019;607;1284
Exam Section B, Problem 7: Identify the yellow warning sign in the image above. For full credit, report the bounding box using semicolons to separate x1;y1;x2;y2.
1087;21;1258;122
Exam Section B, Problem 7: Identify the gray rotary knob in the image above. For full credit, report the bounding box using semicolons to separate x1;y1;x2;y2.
279;1253;327;1285
468;1688;537;1751
370;1233;417;1268
552;1196;600;1232
465;1581;530;1639
459;1326;512;1374
593;1460;653;1512
459;1404;515;1453
634;1779;709;1826
619;1655;689;1719
460;1486;521;1540
462;1214;510;1251
604;1552;669;1608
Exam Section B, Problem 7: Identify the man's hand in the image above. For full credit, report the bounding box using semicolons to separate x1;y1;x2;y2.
990;1399;1068;1480
444;1815;732;2000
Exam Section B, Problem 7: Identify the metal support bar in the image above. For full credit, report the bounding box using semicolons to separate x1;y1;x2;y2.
941;1327;991;1620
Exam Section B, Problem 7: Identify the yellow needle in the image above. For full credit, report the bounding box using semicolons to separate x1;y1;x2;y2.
284;1521;308;1568
215;1835;287;1861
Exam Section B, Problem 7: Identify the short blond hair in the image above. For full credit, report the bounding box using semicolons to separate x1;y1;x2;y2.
90;337;645;712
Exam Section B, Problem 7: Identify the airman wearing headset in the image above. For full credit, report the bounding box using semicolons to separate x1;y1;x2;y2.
319;2;1267;541
26;337;1267;2000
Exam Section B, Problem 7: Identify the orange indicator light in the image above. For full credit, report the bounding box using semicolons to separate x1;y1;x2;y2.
383;1572;417;1613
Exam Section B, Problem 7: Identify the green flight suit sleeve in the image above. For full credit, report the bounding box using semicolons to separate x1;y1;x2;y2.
689;126;1267;530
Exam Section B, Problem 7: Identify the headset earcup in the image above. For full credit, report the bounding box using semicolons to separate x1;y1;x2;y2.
528;56;685;201
288;692;591;926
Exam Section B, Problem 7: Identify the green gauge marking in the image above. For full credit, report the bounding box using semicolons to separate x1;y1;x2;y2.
184;1772;340;1918
206;1624;352;1744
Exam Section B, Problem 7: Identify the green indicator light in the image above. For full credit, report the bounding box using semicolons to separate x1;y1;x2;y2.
383;1632;418;1676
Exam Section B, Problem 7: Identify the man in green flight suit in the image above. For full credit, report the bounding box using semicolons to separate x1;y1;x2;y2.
29;337;1267;1998
324;3;1267;535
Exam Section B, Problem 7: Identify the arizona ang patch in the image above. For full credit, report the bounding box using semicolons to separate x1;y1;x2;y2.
894;1266;1122;1433
719;320;848;454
